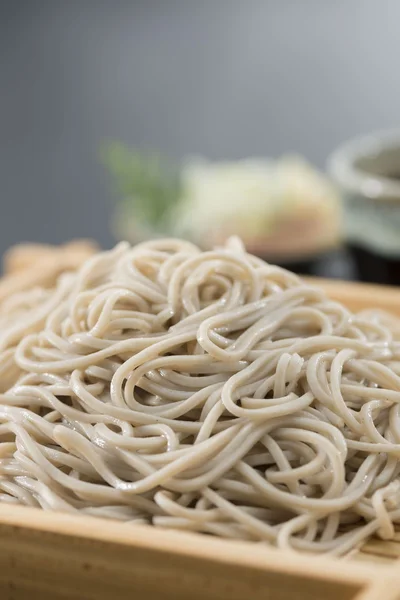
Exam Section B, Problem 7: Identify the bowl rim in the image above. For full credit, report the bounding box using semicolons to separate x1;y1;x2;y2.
327;129;400;200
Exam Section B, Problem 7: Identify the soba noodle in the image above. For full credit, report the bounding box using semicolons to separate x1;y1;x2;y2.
1;237;400;556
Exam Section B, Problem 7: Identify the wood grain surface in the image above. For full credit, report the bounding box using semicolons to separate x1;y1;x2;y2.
305;277;400;316
0;504;390;600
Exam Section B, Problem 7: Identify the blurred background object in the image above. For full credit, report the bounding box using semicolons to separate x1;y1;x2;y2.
3;240;98;275
0;240;98;305
2;1;400;282
102;143;181;242
105;147;342;275
171;156;341;262
329;131;400;285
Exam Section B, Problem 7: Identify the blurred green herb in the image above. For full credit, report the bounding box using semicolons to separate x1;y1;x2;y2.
101;142;181;229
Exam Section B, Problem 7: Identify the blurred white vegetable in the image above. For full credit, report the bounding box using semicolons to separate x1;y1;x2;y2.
174;156;342;259
105;144;342;260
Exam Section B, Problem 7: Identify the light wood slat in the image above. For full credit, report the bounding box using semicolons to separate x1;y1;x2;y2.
354;578;400;600
0;240;98;303
349;552;395;565
305;277;400;316
359;540;400;559
0;504;375;600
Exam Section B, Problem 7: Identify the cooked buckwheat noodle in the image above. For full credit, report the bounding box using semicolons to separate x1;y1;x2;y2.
1;237;400;556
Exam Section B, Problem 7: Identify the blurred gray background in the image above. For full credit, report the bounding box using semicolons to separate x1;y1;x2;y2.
0;0;398;257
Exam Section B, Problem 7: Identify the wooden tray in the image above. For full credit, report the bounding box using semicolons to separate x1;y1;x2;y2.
1;252;400;599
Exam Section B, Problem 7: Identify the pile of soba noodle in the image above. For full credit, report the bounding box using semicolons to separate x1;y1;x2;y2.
1;237;400;556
